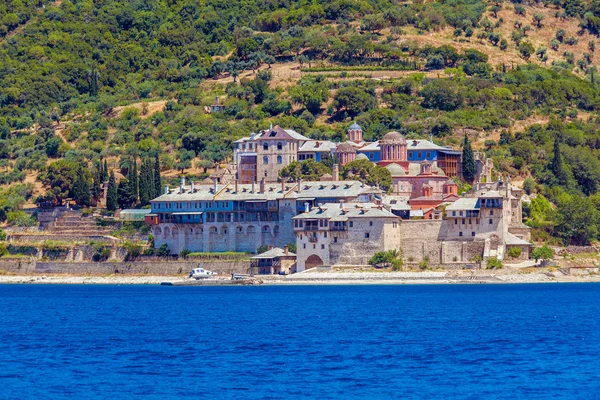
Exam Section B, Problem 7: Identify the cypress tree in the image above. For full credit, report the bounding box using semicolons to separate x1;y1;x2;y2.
128;157;138;205
461;134;476;183
106;171;118;211
73;167;91;207
102;159;109;182
92;170;101;200
139;158;150;206
551;136;568;185
154;154;162;198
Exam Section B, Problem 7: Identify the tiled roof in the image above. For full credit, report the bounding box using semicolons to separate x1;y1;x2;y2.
505;232;531;246
298;140;336;152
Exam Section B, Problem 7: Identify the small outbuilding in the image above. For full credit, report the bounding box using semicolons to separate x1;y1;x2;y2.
250;246;297;275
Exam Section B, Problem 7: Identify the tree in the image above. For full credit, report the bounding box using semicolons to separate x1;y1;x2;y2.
333;86;377;117
532;244;554;263
288;82;329;114
39;159;79;204
555;196;599;245
128;158;138;205
280;159;331;181
550;136;568;186
72;166;91;207
420;80;464;111
518;41;535;59
461;135;476;183
369;249;403;270
154;154;162;198
175;150;194;174
533;13;545;28
106;171;118;211
341;159;392;192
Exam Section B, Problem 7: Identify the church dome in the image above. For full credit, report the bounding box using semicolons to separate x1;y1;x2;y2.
349;121;362;130
356;153;369;161
381;131;407;144
386;163;407;176
336;143;356;153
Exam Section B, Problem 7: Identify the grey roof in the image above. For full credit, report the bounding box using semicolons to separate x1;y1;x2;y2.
349;121;362;130
446;198;480;211
289;180;376;200
406;139;447;151
120;209;151;215
293;202;397;220
382;195;411;211
505;233;532;246
150;180;375;203
251;247;296;259
298;140;336;152
479;191;503;198
358;142;380;151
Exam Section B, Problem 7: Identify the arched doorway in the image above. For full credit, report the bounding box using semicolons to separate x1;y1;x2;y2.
305;254;324;270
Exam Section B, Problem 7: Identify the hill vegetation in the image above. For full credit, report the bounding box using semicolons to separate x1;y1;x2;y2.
2;0;600;244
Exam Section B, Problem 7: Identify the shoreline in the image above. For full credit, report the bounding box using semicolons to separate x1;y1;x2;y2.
2;271;600;285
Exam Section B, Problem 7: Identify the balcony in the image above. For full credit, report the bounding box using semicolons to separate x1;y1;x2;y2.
308;235;319;242
331;226;347;231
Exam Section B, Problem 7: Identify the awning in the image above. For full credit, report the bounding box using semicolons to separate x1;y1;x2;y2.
171;212;203;215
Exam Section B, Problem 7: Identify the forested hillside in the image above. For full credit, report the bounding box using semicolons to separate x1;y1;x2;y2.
2;0;600;244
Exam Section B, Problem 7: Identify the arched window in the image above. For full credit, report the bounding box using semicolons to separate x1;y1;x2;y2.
263;156;269;164
277;155;282;164
263;142;268;151
277;142;283;150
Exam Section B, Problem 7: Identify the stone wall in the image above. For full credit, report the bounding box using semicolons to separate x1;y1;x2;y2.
0;260;249;276
399;220;485;266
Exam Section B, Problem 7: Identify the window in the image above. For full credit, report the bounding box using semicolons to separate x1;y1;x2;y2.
471;232;475;236
490;210;494;216
459;211;463;216
426;152;431;158
277;142;283;150
321;244;325;250
349;221;353;227
452;211;456;216
364;232;370;239
462;219;465;225
334;237;337;243
459;232;463;237
418;152;422;158
469;219;471;225
476;219;480;224
263;142;269;150
454;219;457;225
303;243;306;249
369;221;373;226
277;156;282;164
263;156;268;164
489;219;493;224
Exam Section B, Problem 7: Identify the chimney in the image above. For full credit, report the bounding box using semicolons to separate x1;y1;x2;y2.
191;181;195;193
180;177;185;193
284;245;289;255
268;245;274;250
260;178;266;193
304;202;310;213
297;178;302;193
164;185;169;194
252;180;255;193
212;178;217;193
281;178;286;193
235;179;239;193
315;141;320;148
332;164;339;182
270;122;273;130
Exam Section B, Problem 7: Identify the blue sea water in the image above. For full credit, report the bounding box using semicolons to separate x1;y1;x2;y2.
1;284;600;399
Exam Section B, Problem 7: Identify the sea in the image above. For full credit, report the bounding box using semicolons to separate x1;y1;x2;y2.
1;284;599;399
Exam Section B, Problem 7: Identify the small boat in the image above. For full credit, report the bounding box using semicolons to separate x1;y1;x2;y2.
231;273;250;281
189;267;217;280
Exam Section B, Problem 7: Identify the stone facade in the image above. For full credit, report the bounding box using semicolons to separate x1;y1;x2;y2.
293;203;401;271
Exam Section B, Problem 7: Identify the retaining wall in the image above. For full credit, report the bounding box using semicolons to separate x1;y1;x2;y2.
0;260;249;276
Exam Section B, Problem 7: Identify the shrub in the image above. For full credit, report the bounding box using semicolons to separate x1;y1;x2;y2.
156;243;170;257
179;248;191;258
507;247;522;259
486;257;503;269
532;244;554;263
